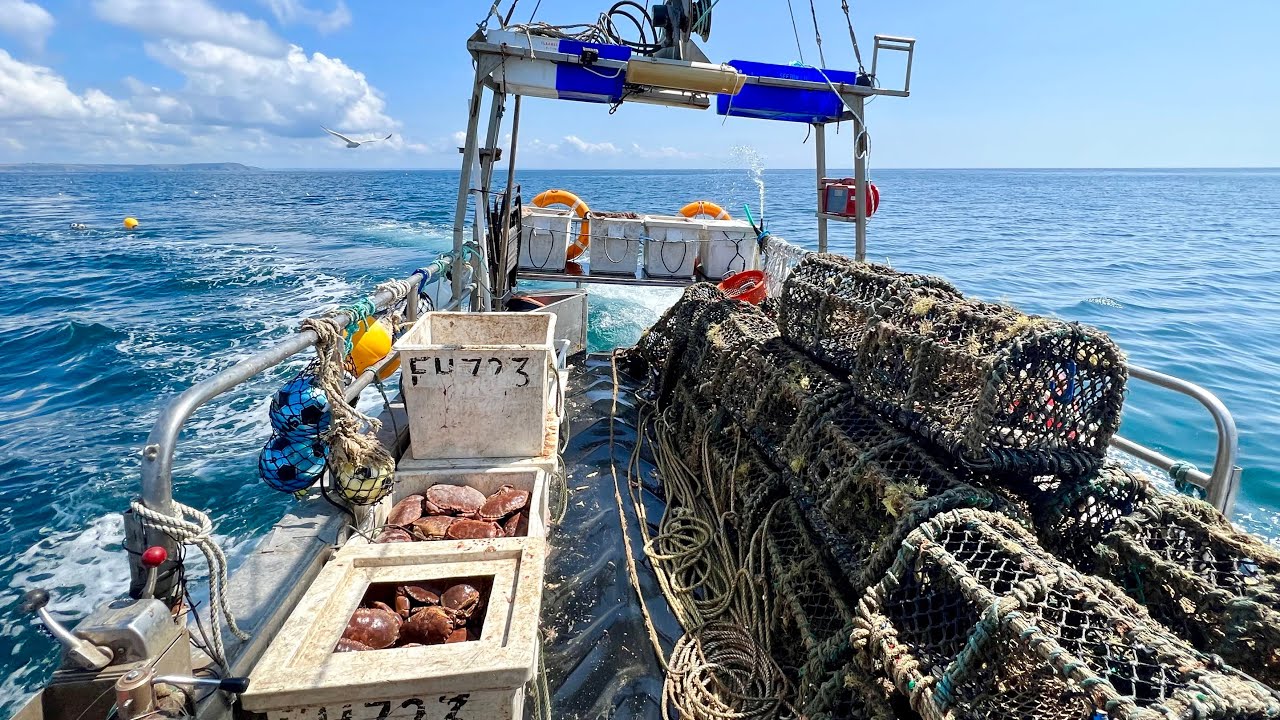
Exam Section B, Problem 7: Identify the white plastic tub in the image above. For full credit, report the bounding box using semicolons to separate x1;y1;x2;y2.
518;207;571;271
589;213;643;275
243;538;545;720
395;312;555;460
355;467;551;546
700;218;759;279
643;215;703;278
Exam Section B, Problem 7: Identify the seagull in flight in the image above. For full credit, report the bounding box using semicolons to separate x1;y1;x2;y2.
323;127;393;148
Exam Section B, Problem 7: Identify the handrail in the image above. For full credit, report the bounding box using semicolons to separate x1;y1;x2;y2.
138;260;451;514
1109;364;1242;514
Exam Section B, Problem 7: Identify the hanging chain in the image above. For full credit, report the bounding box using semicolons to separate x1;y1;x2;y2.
807;0;826;68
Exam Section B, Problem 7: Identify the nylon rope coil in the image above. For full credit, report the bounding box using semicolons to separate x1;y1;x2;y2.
128;499;247;666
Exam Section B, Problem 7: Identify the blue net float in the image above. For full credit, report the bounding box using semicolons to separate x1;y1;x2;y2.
258;433;329;493
269;371;331;440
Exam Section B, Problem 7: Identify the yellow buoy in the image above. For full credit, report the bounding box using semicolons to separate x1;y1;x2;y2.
123;217;139;229
347;317;397;378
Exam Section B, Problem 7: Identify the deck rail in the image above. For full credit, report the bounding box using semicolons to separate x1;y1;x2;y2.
129;257;455;601
1111;365;1241;514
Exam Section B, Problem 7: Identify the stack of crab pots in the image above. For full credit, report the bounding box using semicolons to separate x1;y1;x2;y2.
242;312;565;720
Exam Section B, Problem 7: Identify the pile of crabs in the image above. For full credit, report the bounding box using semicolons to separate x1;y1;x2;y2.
336;580;487;652
374;484;531;543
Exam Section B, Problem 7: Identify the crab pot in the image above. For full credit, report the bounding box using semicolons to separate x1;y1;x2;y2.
853;509;1279;720
395;312;556;461
699;218;759;280
355;467;551;547
518;207;572;271
243;538;545;720
643;215;703;278
778;254;1127;478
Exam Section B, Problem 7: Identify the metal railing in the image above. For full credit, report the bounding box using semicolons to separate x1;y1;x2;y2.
128;258;454;600
1110;364;1242;514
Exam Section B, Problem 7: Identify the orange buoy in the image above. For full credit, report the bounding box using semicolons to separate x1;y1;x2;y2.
717;270;768;304
679;201;731;220
123;217;139;229
532;189;591;260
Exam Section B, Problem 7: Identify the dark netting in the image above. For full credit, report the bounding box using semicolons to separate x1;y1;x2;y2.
777;254;1128;477
1097;492;1280;687
800;662;901;720
852;509;1280;720
1013;460;1155;572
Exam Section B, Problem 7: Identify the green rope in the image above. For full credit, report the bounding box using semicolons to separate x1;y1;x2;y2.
1168;460;1208;499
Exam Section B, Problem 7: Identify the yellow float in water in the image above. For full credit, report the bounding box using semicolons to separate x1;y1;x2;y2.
123;217;139;229
347;317;397;379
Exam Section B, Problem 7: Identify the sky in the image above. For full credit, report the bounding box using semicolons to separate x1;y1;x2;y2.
0;0;1278;169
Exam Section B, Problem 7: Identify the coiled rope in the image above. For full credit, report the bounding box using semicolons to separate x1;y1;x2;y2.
128;499;247;666
609;352;791;720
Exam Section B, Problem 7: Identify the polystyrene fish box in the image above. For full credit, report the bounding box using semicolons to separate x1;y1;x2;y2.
242;538;545;720
518;207;571;271
700;218;759;279
643;215;704;278
588;212;644;275
352;467;550;547
395;312;555;460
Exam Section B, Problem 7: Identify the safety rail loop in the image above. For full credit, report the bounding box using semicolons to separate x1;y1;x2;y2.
1109;364;1241;515
129;260;452;601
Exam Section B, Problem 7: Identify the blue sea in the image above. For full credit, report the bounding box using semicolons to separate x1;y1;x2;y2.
1;167;1278;711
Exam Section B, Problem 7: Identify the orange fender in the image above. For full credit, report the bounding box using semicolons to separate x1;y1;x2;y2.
533;189;591;260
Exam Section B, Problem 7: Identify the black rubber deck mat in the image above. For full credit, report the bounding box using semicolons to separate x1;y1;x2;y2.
534;354;679;719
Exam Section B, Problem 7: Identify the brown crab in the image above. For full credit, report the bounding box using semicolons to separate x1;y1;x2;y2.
478;485;530;522
401;605;453;645
424;485;486;517
387;494;425;526
502;510;527;537
441;583;482;625
445;518;504;540
373;527;413;544
410;516;457;540
341;607;401;649
393;584;440;619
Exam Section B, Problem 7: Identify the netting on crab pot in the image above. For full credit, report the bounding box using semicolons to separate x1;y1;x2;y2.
623;282;728;390
1097;492;1280;688
1013;460;1154;572
776;254;1128;478
800;662;900;720
761;498;861;705
680;302;781;401
852;508;1280;720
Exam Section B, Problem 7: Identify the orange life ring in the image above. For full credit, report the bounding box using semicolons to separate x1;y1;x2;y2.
533;189;591;260
679;200;731;220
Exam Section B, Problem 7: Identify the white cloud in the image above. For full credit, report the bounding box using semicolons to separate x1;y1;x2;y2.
0;0;54;52
562;135;619;155
144;40;394;137
263;0;351;33
93;0;286;57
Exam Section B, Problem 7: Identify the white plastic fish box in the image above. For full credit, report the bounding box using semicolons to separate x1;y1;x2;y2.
700;218;759;279
643;215;705;278
588;213;644;275
518;207;571;271
354;467;551;546
395;312;555;460
242;537;546;720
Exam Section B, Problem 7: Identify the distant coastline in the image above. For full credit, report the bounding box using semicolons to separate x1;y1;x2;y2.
0;162;263;173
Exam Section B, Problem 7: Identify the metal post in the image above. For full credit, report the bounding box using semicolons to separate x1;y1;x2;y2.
815;123;827;253
497;95;523;304
452;74;486;304
852;95;867;262
472;88;506;312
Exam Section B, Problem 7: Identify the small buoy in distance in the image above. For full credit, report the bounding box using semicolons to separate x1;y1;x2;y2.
123;217;139;229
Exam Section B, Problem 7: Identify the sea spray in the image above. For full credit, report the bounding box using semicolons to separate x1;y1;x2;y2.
731;146;767;224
